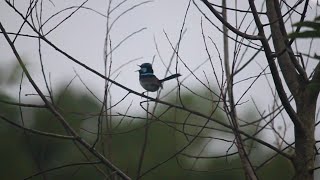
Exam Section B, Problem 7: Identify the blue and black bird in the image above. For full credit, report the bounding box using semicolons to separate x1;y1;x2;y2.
137;63;181;92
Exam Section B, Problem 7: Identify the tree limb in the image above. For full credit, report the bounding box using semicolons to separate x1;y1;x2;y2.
248;0;303;129
200;0;263;40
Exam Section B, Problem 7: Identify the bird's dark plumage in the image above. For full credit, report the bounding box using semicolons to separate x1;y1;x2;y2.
137;63;181;92
160;74;181;82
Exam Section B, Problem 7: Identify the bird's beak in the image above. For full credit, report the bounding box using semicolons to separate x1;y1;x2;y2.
136;65;141;72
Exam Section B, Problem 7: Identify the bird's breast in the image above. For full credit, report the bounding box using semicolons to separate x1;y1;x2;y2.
139;75;162;92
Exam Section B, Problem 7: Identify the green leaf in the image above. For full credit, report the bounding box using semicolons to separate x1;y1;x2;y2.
289;16;320;39
289;30;320;38
293;21;320;30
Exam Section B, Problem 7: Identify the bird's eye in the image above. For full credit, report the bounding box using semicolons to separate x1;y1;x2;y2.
141;67;147;73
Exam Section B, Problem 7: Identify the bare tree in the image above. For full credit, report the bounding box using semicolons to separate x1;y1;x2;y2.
196;0;319;179
0;0;319;180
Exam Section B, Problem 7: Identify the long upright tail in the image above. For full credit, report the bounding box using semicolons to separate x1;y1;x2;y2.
159;73;181;82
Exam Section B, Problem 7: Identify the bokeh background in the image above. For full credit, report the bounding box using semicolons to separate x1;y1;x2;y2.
0;0;319;179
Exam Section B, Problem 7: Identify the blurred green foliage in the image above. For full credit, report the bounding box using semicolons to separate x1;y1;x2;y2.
289;16;320;39
0;66;294;179
289;15;320;62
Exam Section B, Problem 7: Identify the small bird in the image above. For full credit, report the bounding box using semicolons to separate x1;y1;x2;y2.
137;63;181;92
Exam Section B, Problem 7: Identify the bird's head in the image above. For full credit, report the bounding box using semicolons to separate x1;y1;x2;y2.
137;63;154;75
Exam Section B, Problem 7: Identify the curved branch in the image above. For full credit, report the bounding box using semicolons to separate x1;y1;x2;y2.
200;0;263;40
0;22;132;180
266;0;305;94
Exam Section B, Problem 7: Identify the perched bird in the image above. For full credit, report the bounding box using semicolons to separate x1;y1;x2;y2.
137;63;181;92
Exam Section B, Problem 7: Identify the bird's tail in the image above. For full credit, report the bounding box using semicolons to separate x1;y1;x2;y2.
159;73;181;82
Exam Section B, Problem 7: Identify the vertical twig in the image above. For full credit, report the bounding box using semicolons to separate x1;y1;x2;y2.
136;94;150;180
222;0;257;179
